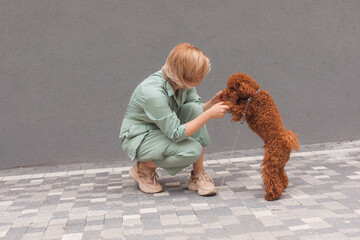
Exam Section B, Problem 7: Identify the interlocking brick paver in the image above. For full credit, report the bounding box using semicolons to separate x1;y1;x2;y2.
0;140;360;239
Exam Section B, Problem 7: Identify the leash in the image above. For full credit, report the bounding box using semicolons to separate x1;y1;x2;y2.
220;89;260;186
232;89;260;151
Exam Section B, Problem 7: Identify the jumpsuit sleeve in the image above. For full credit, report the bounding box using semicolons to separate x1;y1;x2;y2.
143;93;188;143
185;87;204;107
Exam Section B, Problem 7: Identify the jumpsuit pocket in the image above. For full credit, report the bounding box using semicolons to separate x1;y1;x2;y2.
121;133;147;161
121;125;156;160
127;125;149;138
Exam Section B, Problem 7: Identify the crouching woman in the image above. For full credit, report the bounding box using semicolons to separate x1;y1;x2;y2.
119;43;229;196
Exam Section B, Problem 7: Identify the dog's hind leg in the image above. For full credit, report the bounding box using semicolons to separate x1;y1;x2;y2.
279;166;288;190
278;149;291;191
261;149;285;201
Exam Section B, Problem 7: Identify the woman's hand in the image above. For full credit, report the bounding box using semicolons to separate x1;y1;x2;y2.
203;90;224;111
186;99;229;137
211;90;224;104
186;101;230;137
205;101;230;119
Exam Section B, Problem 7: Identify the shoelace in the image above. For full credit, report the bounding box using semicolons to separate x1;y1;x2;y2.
198;171;214;184
137;166;159;187
148;171;159;187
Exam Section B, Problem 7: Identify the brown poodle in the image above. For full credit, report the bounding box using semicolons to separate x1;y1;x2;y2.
222;73;299;201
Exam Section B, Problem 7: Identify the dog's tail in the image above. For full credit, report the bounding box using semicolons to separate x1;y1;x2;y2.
282;130;300;151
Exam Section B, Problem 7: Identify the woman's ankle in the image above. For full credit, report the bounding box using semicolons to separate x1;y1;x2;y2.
139;161;157;169
192;167;204;174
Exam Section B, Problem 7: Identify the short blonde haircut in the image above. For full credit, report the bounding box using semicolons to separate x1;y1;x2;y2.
162;43;211;89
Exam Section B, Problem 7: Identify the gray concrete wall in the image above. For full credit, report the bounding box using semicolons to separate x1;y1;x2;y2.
1;0;359;169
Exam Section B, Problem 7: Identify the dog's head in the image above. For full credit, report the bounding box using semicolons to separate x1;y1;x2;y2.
222;73;260;121
224;73;260;101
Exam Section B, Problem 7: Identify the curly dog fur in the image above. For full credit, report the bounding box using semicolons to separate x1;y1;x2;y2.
222;73;299;201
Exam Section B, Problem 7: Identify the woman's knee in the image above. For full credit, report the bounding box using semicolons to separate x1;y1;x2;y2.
183;102;203;114
178;103;203;122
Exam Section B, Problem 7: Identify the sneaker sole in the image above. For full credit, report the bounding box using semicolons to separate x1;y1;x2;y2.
188;182;216;196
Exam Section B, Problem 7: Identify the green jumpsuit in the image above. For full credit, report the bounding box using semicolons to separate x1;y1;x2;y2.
119;70;211;175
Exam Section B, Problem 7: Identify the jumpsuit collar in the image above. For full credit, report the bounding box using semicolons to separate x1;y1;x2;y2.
165;80;175;97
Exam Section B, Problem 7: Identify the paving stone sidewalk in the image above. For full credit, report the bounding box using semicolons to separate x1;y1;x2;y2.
1;140;360;240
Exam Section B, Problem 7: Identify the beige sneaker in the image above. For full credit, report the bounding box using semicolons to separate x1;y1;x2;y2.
129;162;163;193
188;169;216;196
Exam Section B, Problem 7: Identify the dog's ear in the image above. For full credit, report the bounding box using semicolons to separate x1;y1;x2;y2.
228;73;260;99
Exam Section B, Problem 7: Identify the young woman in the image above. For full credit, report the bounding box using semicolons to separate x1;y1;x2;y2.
119;43;229;196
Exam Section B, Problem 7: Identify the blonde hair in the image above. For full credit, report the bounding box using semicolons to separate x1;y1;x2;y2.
162;43;211;89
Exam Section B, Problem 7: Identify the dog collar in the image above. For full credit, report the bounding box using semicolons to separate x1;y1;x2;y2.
250;89;260;97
